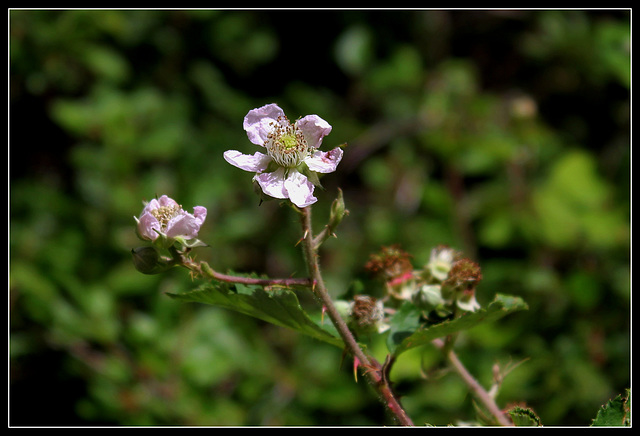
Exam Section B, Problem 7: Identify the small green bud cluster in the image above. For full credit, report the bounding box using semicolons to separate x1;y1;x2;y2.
414;248;482;314
361;245;483;323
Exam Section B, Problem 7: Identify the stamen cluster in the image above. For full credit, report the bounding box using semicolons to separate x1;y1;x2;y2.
265;116;309;168
151;204;182;231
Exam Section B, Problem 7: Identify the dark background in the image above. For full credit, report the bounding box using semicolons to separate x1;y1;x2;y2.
10;9;630;426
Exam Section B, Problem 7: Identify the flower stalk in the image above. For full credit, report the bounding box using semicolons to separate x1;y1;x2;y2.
432;338;514;426
171;247;313;288
298;205;413;426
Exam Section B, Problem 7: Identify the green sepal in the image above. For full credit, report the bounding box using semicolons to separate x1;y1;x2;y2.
173;236;208;249
297;162;324;189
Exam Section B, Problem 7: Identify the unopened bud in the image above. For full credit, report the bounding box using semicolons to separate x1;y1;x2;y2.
444;258;482;291
412;284;445;311
425;245;459;282
333;300;353;321
442;258;483;312
329;188;347;229
131;246;175;275
349;295;387;335
365;244;413;282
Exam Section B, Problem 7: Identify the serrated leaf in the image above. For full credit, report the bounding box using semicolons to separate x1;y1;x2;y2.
388;294;528;356
167;280;344;349
591;390;631;426
508;406;542;426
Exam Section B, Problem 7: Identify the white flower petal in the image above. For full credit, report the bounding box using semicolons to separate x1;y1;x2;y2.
254;167;288;200
296;115;332;149
304;147;343;173
457;295;481;312
283;171;317;208
243;103;285;146
223;150;271;172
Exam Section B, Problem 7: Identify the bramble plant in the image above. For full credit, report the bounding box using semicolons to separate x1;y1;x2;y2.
131;104;626;427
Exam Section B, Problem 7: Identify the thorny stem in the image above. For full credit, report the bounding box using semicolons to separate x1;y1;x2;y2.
168;212;508;427
432;338;514;426
298;205;414;426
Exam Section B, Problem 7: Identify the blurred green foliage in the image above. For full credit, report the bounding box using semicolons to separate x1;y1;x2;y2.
10;9;629;426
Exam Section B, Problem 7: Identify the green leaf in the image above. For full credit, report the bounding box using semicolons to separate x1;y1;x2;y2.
508;406;543;426
591;390;631;426
166;279;345;349
387;294;528;356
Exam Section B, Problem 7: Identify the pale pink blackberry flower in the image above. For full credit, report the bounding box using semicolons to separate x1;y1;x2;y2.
224;103;343;208
135;195;207;246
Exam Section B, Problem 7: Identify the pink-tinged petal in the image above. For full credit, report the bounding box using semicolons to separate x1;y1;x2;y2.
166;213;197;239
192;206;207;226
243;103;285;146
283;171;317;208
157;195;179;209
224;150;272;172
304;147;343;173
137;211;161;241
141;195;179;217
165;206;207;240
254;167;288;200
141;198;160;214
296;115;332;149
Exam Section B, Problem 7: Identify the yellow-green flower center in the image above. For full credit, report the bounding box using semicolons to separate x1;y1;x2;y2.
265;116;308;168
280;132;298;150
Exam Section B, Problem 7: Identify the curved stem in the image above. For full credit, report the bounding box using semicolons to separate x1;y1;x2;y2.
299;205;413;426
176;250;313;288
432;338;513;426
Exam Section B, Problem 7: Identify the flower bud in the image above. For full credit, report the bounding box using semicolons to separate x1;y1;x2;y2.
365;245;413;282
328;188;347;230
442;258;483;312
425;245;459;282
444;258;482;291
349;295;388;335
131;246;175;275
412;284;445;311
333;300;354;320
